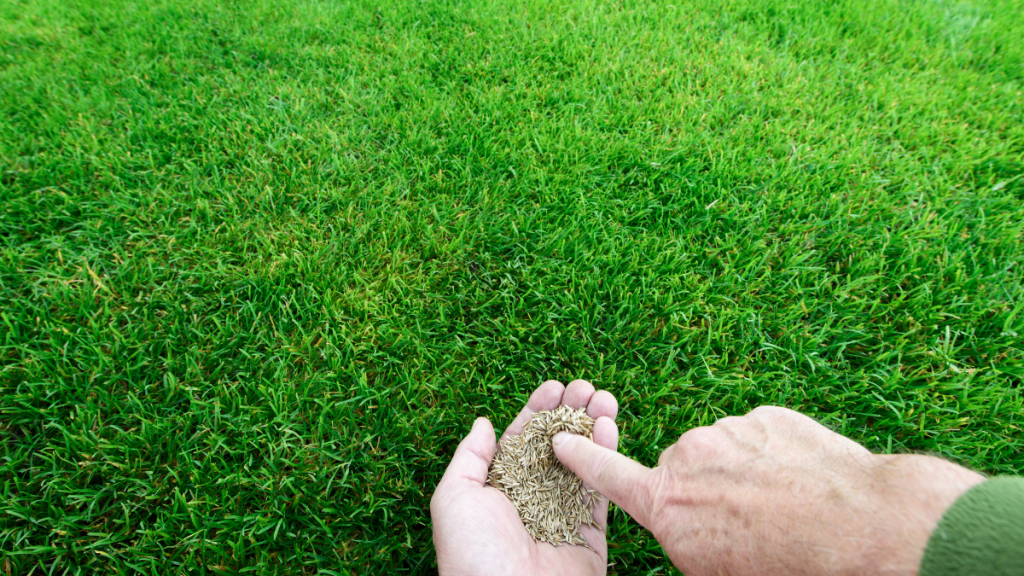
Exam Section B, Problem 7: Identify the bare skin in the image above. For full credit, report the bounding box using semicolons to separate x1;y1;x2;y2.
553;405;985;576
432;385;985;576
430;380;620;576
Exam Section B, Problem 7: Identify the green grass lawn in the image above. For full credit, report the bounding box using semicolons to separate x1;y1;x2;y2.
2;0;1023;572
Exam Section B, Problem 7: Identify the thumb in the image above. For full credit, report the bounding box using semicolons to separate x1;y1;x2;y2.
439;417;497;489
553;432;656;528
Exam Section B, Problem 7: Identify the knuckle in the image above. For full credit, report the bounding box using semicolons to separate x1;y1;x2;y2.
743;405;794;431
657;443;675;466
713;415;744;429
748;405;823;433
676;426;722;458
748;405;789;420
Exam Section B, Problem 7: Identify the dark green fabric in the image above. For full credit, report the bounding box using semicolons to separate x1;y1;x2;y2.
920;476;1024;576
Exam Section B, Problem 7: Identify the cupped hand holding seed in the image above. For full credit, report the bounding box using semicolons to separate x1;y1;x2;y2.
552;405;984;576
431;380;619;576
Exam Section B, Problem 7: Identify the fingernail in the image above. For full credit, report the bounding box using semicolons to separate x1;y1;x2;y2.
552;432;572;448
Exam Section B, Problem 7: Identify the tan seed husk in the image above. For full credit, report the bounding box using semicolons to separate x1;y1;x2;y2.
487;405;600;547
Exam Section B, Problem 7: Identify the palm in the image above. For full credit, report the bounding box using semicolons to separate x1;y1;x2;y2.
438;481;604;576
431;380;620;576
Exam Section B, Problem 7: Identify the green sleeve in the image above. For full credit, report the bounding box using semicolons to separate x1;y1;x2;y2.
920;476;1024;576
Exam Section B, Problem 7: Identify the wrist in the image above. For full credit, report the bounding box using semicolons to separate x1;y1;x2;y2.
860;455;985;575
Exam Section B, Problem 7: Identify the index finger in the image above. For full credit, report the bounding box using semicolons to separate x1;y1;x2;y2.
552;432;657;529
500;380;566;442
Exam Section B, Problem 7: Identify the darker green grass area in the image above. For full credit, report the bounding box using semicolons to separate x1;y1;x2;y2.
1;0;1022;573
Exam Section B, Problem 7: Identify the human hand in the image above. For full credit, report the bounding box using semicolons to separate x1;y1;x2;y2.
430;380;619;576
553;406;985;576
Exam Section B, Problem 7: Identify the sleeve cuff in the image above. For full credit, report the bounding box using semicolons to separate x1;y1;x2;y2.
919;476;1024;576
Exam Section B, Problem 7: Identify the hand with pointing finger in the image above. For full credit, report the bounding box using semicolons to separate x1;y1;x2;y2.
553;406;984;576
431;380;620;576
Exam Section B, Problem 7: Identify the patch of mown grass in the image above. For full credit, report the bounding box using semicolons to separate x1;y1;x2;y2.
1;0;1022;573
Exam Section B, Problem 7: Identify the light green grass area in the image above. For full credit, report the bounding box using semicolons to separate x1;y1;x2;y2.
2;0;1023;573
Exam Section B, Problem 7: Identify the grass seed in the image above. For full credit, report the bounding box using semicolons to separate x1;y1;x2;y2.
487;406;600;548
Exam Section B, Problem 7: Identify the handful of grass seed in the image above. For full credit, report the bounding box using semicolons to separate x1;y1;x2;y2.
487;405;599;547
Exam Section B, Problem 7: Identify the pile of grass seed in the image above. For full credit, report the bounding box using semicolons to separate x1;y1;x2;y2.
487;406;598;547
